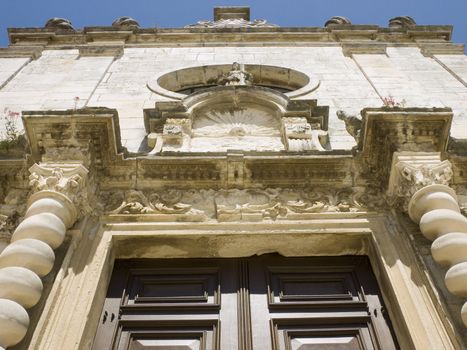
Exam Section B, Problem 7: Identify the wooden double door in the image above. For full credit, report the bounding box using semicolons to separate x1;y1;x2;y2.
93;255;398;350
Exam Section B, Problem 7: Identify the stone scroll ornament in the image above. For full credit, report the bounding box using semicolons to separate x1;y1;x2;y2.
0;163;88;349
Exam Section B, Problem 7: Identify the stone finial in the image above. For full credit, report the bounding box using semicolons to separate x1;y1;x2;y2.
112;16;140;29
389;16;416;28
325;16;352;27
44;17;74;30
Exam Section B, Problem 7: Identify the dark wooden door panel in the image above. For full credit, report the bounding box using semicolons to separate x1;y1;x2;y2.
249;255;398;350
115;321;220;350
92;256;398;350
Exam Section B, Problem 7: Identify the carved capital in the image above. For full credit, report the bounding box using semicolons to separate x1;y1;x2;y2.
28;163;90;219
387;152;453;211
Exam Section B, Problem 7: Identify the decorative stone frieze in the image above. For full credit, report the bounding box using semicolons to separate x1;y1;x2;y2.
0;162;88;349
102;186;385;223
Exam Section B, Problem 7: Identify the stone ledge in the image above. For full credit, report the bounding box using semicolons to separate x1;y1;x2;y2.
342;42;387;56
420;43;465;56
78;45;123;57
0;46;42;59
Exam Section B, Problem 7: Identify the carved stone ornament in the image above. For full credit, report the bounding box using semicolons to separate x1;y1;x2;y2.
389;16;416;28
217;62;253;86
336;110;362;143
185;18;278;28
324;16;352;27
0;188;29;244
387;152;453;211
44;18;74;30
112;16;140;29
102;186;384;222
282;118;328;151
28;163;90;216
105;190;207;221
144;85;329;154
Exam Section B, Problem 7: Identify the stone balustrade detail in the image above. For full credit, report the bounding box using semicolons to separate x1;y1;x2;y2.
409;184;467;327
0;163;87;349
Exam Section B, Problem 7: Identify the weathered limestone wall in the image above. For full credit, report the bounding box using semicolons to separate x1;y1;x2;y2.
0;58;30;89
354;48;467;139
1;47;466;152
0;50;113;135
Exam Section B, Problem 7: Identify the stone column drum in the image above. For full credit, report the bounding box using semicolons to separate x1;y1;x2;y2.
409;184;467;326
0;164;87;349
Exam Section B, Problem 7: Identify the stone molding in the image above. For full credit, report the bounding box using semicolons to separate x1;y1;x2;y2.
387;152;453;210
7;25;454;48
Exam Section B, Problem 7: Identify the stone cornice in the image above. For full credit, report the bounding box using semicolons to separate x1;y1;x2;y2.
22;108;125;167
6;25;455;48
359;107;453;188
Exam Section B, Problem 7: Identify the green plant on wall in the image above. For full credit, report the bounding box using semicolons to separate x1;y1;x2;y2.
0;108;21;151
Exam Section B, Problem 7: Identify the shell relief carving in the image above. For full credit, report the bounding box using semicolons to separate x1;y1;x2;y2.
144;63;329;154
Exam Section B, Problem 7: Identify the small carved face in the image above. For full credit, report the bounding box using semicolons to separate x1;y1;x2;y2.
232;62;241;70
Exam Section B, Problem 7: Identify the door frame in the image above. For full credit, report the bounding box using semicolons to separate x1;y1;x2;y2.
27;215;460;350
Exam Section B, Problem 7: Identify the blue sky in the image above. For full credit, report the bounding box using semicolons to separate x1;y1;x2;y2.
0;0;465;48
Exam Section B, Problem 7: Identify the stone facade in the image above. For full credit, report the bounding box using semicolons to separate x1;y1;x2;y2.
0;7;466;349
